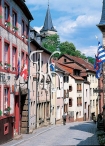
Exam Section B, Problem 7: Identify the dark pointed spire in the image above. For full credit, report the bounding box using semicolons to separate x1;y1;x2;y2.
40;2;57;33
97;0;105;32
99;0;105;24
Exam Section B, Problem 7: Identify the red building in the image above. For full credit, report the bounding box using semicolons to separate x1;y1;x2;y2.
0;0;33;144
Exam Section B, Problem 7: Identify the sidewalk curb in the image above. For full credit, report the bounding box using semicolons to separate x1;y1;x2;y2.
10;125;58;146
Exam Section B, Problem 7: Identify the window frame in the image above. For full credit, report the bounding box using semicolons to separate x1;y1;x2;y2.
69;98;72;107
12;10;17;28
3;87;10;111
4;41;10;65
12;46;17;71
4;2;10;22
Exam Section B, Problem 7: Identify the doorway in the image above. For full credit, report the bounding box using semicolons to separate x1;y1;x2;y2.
15;95;19;134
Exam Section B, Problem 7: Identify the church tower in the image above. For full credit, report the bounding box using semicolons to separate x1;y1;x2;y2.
40;2;57;37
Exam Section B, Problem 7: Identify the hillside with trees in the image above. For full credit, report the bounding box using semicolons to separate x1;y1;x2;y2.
42;34;95;64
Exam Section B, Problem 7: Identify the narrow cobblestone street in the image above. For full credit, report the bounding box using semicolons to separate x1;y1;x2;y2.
2;121;99;146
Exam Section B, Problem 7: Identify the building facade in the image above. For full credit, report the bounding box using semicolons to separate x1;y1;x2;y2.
0;0;33;144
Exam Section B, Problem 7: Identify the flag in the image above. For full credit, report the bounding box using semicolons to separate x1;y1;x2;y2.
20;64;28;80
97;41;105;65
94;41;105;79
16;58;20;80
50;60;55;71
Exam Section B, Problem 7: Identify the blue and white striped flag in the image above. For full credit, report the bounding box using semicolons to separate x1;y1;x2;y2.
94;41;105;79
98;41;105;65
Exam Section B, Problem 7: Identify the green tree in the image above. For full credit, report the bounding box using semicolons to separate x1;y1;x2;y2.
42;34;94;64
59;41;76;56
42;34;60;52
87;56;95;65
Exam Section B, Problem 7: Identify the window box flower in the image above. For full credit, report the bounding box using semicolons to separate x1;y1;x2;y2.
22;34;25;39
4;107;11;116
0;61;3;66
4;63;11;69
12;26;18;33
5;20;11;27
0;110;2;116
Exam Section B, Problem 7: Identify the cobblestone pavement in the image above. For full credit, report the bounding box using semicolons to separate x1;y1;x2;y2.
2;121;99;146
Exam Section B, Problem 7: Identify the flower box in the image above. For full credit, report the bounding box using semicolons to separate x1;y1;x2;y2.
0;110;2;116
5;20;11;27
4;63;11;69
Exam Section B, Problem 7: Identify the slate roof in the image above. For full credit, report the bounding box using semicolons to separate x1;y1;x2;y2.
40;5;57;32
14;0;33;20
98;0;105;25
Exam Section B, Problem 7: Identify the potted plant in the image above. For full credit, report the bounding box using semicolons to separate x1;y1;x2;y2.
0;110;2;116
4;106;11;115
4;63;11;69
5;20;11;27
0;15;2;19
13;26;18;31
12;26;18;33
0;61;2;66
7;63;11;68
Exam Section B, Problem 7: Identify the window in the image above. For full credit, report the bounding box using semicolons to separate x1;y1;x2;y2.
21;52;24;67
86;89;87;97
12;11;17;28
90;100;92;107
77;84;82;92
22;20;24;35
64;76;69;83
93;88;94;96
12;47;16;71
93;100;95;107
77;97;82;106
4;43;9;63
4;88;9;110
4;3;9;21
26;25;28;36
85;102;87;109
69;98;72;107
69;86;72;91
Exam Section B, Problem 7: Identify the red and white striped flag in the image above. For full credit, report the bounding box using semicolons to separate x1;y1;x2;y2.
20;64;28;80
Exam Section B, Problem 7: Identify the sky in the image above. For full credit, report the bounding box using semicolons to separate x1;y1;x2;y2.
26;0;103;57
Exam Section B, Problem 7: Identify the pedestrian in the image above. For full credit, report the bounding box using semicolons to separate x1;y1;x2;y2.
62;113;66;125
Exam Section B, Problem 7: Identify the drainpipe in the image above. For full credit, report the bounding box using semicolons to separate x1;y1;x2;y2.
35;53;38;129
27;20;31;134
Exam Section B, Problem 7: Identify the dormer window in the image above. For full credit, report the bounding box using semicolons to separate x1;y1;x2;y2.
64;58;66;62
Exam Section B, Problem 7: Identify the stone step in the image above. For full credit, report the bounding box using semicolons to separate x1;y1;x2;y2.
21;128;28;134
13;135;22;140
